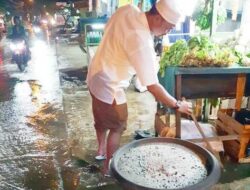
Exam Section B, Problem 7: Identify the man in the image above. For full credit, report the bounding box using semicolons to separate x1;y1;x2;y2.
87;0;192;176
10;16;26;40
10;16;31;62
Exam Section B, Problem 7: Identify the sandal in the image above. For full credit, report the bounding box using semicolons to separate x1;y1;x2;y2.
104;173;112;178
95;155;106;161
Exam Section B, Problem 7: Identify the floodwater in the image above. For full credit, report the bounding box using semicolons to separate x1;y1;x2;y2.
0;36;123;190
0;38;79;190
1;38;64;189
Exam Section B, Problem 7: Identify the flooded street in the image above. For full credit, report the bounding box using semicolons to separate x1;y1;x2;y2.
0;36;124;190
0;38;75;190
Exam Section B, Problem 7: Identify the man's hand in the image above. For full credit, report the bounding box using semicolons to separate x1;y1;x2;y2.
176;99;193;115
146;84;193;115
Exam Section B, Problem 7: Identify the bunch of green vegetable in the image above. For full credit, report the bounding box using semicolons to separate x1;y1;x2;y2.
185;36;236;67
159;35;238;76
195;8;212;30
234;51;250;66
188;35;214;50
159;40;188;76
234;50;244;65
222;36;250;66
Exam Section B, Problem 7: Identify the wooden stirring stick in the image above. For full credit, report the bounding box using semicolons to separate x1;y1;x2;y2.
190;114;223;168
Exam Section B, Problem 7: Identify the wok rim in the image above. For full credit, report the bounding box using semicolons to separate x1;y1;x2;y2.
110;137;221;190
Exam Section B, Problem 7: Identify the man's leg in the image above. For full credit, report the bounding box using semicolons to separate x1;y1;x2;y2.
90;91;127;174
90;92;106;157
103;129;123;174
103;102;127;175
95;127;107;156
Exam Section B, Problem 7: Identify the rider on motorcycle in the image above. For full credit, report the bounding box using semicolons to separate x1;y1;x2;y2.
9;16;31;71
10;16;26;40
10;16;31;59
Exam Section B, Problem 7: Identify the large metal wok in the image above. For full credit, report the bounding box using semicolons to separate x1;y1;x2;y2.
110;137;221;190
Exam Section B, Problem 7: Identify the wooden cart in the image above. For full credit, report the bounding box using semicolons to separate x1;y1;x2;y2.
157;66;250;161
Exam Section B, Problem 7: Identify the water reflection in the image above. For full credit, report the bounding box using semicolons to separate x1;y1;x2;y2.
0;70;19;101
0;37;67;189
0;36;124;189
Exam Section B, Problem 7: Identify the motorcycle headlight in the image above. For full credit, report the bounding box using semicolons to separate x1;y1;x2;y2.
17;41;25;50
33;26;41;33
10;41;25;51
10;43;17;50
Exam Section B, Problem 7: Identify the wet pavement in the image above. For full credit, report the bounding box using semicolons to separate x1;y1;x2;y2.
0;36;126;190
0;37;80;190
0;35;250;190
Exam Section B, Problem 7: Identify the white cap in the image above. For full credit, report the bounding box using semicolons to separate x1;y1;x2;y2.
155;0;183;25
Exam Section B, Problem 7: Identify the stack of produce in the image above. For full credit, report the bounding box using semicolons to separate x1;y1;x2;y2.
223;36;250;66
160;35;237;76
242;54;250;66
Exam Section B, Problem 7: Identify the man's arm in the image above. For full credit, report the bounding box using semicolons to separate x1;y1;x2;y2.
147;83;192;115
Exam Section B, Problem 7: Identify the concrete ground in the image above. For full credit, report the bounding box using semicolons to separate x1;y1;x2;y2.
56;40;250;189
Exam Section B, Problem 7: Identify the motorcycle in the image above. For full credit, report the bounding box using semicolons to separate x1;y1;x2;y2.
33;25;46;39
10;39;30;71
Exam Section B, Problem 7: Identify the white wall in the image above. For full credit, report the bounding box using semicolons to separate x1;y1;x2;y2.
222;0;244;12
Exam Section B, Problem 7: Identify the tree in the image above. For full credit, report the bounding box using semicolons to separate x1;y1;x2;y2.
55;2;80;32
192;0;226;31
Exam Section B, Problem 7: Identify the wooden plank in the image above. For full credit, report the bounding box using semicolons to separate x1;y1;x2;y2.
235;74;246;111
242;131;250;136
224;140;240;160
194;99;202;120
191;114;223;167
175;75;182;138
191;114;217;152
216;120;237;135
154;114;167;135
193;140;224;153
245;125;250;130
189;135;239;143
239;157;250;163
181;74;237;99
238;136;250;159
246;74;250;96
217;111;243;134
217;124;240;160
219;108;234;117
165;114;170;126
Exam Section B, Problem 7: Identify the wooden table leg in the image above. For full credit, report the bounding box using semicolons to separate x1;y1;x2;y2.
235;74;246;111
235;74;248;160
176;75;182;138
238;134;250;159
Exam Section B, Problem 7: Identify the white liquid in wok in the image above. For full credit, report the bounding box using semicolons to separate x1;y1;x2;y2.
117;143;207;189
